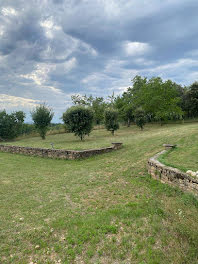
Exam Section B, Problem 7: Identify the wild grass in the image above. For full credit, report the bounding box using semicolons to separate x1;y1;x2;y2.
1;123;198;263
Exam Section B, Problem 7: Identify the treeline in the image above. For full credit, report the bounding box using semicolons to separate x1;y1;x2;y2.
0;75;198;141
0;107;63;141
70;76;198;126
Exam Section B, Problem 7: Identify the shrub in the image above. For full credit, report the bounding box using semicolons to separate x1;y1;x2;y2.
31;105;54;139
104;109;119;135
62;106;94;140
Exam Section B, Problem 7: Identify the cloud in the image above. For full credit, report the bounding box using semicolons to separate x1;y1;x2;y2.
21;63;56;86
0;0;198;121
123;42;152;56
0;94;39;110
1;6;18;16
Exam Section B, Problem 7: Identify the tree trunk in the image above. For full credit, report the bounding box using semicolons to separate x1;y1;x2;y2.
127;118;130;127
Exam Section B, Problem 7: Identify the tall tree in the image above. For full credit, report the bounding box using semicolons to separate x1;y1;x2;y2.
115;90;134;126
132;76;183;123
31;105;54;140
183;82;198;118
91;97;106;125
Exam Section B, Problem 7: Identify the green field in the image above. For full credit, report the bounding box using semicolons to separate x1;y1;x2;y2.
1;123;198;264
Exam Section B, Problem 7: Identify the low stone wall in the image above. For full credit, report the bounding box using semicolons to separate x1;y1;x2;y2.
148;145;198;196
0;142;122;160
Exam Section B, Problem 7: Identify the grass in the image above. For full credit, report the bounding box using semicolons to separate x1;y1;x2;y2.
158;125;198;172
1;123;198;263
4;129;117;150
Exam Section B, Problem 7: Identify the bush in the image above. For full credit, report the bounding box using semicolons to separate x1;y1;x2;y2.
0;110;25;140
134;108;146;130
104;109;119;135
62;106;94;140
31;105;54;139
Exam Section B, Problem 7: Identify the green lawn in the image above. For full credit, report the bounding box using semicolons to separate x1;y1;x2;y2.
4;128;118;150
1;123;198;264
159;127;198;172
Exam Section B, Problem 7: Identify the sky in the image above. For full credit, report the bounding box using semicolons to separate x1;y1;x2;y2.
0;0;198;122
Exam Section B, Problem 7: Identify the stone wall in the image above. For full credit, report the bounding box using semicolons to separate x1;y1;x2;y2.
0;142;122;160
148;145;198;196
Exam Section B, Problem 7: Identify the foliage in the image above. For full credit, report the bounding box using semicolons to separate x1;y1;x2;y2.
0;110;25;140
132;76;183;123
31;105;54;140
71;94;92;106
71;94;106;125
21;123;36;135
115;91;134;126
91;97;106;125
107;92;117;108
62;106;94;140
104;109;119;135
183;82;198;118
134;107;147;130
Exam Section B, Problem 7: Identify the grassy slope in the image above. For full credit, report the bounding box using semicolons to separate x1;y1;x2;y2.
1;123;198;264
159;128;198;172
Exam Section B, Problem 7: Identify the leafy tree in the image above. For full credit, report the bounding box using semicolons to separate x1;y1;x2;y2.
62;106;94;140
115;91;134;126
71;94;106;125
71;94;91;106
183;82;198;118
107;92;117;108
134;108;146;130
104;109;119;135
132;76;183;124
31;105;54;140
0;110;25;140
131;75;147;108
91;97;106;125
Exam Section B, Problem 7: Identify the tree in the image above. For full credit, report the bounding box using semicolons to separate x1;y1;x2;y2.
31;105;54;140
91;97;106;125
134;108;146;130
62;106;94;140
107;92;117;108
0;110;25;140
115;90;134;126
104;109;119;135
71;94;91;106
71;94;106;125
183;82;198;118
132;76;183;124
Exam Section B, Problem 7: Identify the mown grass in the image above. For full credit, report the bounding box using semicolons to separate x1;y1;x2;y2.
1;123;198;263
4;128;116;150
159;129;198;172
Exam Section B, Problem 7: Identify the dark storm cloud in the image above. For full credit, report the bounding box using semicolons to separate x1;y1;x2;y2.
0;0;198;121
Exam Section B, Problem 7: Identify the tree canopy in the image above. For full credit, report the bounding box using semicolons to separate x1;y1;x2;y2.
62;106;94;140
31;105;54;139
0;110;25;140
104;109;119;135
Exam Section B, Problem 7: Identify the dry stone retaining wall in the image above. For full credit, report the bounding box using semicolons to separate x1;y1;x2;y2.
148;145;198;196
0;142;122;160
